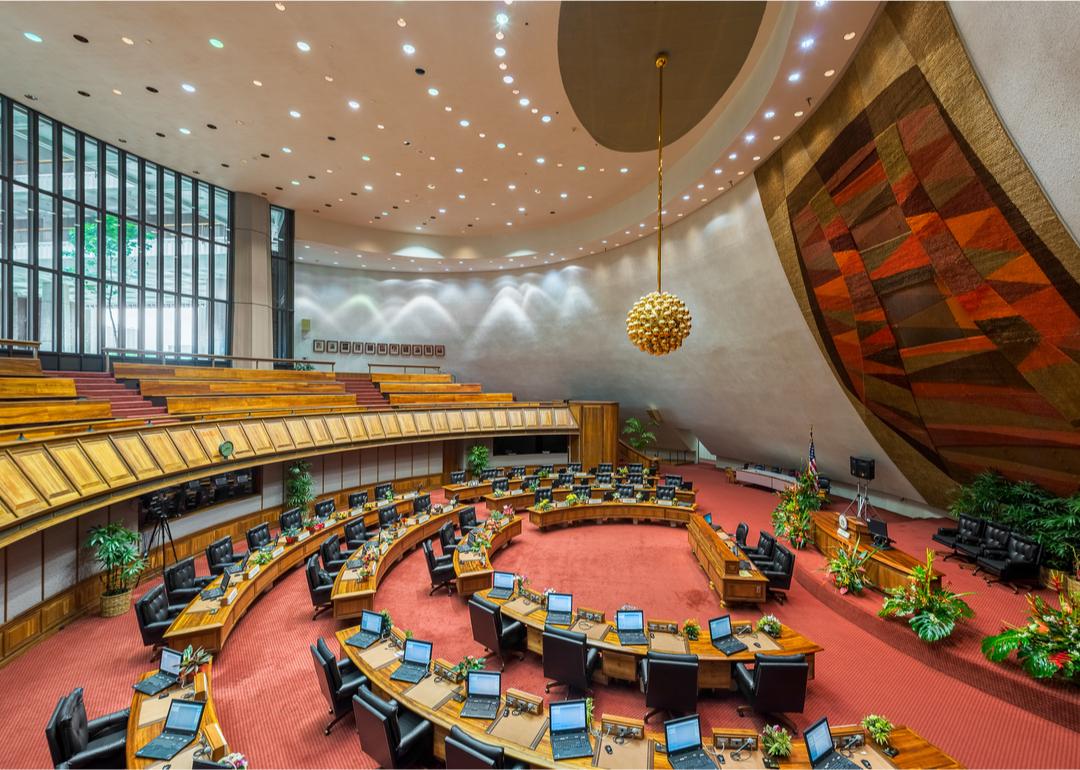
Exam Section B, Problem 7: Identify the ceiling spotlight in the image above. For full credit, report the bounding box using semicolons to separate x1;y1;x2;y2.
788;71;801;82
502;75;514;84
361;154;370;161
289;109;301;118
697;183;705;189
179;127;191;135
752;155;761;161
438;208;447;214
455;167;464;173
517;206;526;213
800;36;815;50
815;0;828;6
499;63;508;71
541;115;552;123
459;119;470;127
402;43;416;55
824;69;836;78
682;194;690;201
764;110;775;119
535;157;545;164
745;133;755;142
324;74;334;82
209;38;224;48
427;87;439;96
282;146;292;153
290;180;300;186
458;193;466;199
363;184;373;191
397;17;407;27
518;97;529;106
713;168;722;175
252;79;263;87
496;12;510;25
773;135;781;141
494;46;506;57
728;152;737;160
496;142;506;149
619;167;629;174
508;183;516;190
296;40;311;52
181;83;196;93
348;99;360;110
121;36;134;45
560;192;568;198
275;1;286;9
577;165;586;171
794;110;805;117
112;88;122;95
844;31;856;41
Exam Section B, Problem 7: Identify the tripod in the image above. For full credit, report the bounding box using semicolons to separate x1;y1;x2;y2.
143;509;178;572
841;478;879;521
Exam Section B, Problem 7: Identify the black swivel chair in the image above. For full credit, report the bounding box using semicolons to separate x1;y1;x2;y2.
205;536;243;576
246;522;272;551
760;545;795;604
345;519;369;550
422;539;456;595
135;584;185;651
746;531;777;566
378;505;398;529
932;514;985;561
734;653;809;735
320;534;349;574
279;506;303;532
352;687;433;768
976;533;1043;593
306;553;335;620
735;523;751;550
438;521;461;556
542;626;599;696
45;688;128;769
311;638;368;735
459;506;485;535
958;521;1012;568
162;557;213;604
445;726;529;769
639;652;699;723
468;596;526;670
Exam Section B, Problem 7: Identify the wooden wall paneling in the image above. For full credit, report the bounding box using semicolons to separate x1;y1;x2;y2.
45;442;109;498
477;410;495;431
284;418;314;448
78;437;136;488
140;430;187;473
493;410;509;430
446;411;464;433
263;420;295;452
166;427;210;468
397;412;417;436
240;421;273;455
0;498;15;530
344;414;368;442
431;411;449;433
192;424;228;462
324;415;349;443
463;410;480;432
362;414;385;440
568;402;619;470
523;409;539;429
555;407;574;428
379;413;402;439
414;412;433;435
442;440;461;481
508;409;524;429
111;434;163;481
8;448;80;508
217;423;254;459
304;416;332;447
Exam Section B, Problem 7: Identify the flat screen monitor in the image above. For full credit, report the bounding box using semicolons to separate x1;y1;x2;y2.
703;513;713;526
403;638;433;667
656;485;676;501
467;670;501;697
546;592;572;615
616;610;644;632
804;718;836;766
360;610;384;635
492;477;509;492
535;488;553;504
348;491;368;508
709;615;732;640
164;699;205;734
493;571;516;591
450;470;466;484
664;715;702;753
160;647;183;676
374;483;394;500
868;518;889;540
550;700;587;733
616;484;634;499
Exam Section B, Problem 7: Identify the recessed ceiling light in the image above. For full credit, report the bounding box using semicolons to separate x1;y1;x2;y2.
402;43;416;55
360;154;370;162
459;119;470;127
496;12;510;25
252;79;263;87
282;146;292;153
682;194;690;201
844;31;856;41
348;100;360;110
794;110;804;117
764;110;775;119
541;115;552;124
496;142;506;149
508;183;516;190
815;0;829;6
458;193;466;199
530;107;538;114
397;17;407;27
752;155;761;161
377;123;384;129
560;192;568;199
363;184;373;191
697;183;705;189
275;1;286;9
121;36;134;45
577;165;586;171
112;88;122;95
738;170;745;175
494;46;506;57
427;87;439;96
800;37;815;50
23;31;43;42
290;179;300;186
455;167;464;173
788;71;801;82
438;208;447;214
181;83;197;93
478;132;486;138
535;157;545;164
713;168;722;175
296;40;310;52
619;167;629;174
209;38;224;49
518;207;526;213
324;74;334;82
729;152;737;160
499;62;508;71
179;127;191;135
289;109;301;118
824;69;836;78
745;133;755;142
518;97;530;106
502;75;514;84
773;135;781;141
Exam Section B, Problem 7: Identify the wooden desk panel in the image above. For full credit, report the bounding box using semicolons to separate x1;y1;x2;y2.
126;664;228;769
811;511;939;593
527;500;696;529
688;516;769;607
452;516;523;595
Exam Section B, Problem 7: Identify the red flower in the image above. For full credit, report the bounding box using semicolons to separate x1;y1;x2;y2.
1049;651;1071;669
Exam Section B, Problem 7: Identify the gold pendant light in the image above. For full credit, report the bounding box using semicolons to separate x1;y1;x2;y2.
626;53;692;356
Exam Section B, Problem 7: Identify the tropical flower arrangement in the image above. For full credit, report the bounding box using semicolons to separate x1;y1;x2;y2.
501;504;515;519
564;493;580;506
860;715;894;747
382;487;395;502
220;752;248;769
981;583;1079;681
302;517;325;533
879;550;973;642
771;470;824;549
492;489;507;499
616;466;629;477
760;724;793;758
756;614;782;637
826;537;876;595
537;469;551;479
380;609;393;632
249;550;275;567
535;498;553;512
682;619;701;641
179;645;212;685
451;655;487;679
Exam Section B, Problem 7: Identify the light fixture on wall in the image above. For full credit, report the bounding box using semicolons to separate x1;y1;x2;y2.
626;53;692;356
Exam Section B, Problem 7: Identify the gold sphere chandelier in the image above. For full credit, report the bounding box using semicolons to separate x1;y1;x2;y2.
626;53;692;356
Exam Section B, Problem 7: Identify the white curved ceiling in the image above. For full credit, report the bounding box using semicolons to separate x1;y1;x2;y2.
0;0;880;272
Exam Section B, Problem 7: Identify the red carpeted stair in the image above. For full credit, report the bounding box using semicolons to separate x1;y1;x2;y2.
47;370;172;420
336;373;391;410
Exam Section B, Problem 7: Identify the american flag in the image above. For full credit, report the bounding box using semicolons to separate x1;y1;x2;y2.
808;428;819;489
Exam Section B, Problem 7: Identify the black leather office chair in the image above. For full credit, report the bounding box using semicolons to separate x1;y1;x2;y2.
378;505;398;529
958;521;1011;567
349;491;369;509
734;653;808;734
352;687;433;768
246;522;272;551
45;688;128;769
315;499;336;518
345;519;369;550
279;506;303;533
760;545;795;604
422;539;455;595
746;531;776;566
542;626;599;696
162;557;213;604
135;584;185;651
459;506;484;535
306;553;335;620
320;534;349;574
932;514;985;561
205;536;243;576
639;652;699;722
468;596;526;670
438;521;460;556
445;726;529;769
311;637;368;735
976;533;1042;593
735;523;750;550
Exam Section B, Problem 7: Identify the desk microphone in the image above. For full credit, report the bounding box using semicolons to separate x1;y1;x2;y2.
730;738;755;761
840;735;859;757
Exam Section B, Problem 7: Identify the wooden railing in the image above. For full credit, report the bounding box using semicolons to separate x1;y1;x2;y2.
367;362;445;374
617;439;658;466
0;339;40;358
103;348;336;371
653;446;698;465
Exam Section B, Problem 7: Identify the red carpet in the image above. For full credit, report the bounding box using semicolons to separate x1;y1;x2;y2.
1;464;1077;768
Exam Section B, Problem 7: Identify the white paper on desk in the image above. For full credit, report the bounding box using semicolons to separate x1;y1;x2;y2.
298;530;311;541
247;565;260;578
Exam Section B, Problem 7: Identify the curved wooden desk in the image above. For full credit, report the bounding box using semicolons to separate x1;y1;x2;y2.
526;500;696;528
127;663;229;769
452;514;523;595
811;510;940;593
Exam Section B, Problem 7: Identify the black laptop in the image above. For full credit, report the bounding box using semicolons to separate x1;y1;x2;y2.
615;609;648;646
545;592;573;626
134;647;183;695
489;571;516;601
665;715;716;769
389;638;433;684
709;615;748;656
134;699;206;761
460;670;502;720
806;717;859;769
549;699;593;761
345;610;385;650
223;553;250;576
199;571;230;602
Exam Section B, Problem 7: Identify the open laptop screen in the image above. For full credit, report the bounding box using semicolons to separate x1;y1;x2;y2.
665;715;701;753
468;670;501;697
709;615;732;640
547;593;572;614
403;639;432;666
164;700;205;734
616;610;644;632
160;647;182;676
493;571;515;591
360;610;383;635
805;718;834;765
550;700;587;733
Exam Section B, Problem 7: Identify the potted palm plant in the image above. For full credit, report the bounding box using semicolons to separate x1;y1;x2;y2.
86;522;148;617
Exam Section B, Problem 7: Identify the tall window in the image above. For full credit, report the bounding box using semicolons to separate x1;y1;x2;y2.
0;94;232;369
270;205;294;360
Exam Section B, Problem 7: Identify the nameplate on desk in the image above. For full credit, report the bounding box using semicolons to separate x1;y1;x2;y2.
620;498;637;504
468;480;479;487
272;546;285;557
404;491;417;499
297;530;311;541
657;499;674;506
633;484;645;490
588;498;603;505
555;501;570;508
418;513;429;523
837;527;851;539
246;565;260;579
224;587;238;605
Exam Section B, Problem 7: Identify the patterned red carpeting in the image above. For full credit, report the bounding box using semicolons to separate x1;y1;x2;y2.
1;464;1077;768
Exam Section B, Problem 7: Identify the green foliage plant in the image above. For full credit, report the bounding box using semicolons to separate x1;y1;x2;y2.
467;445;490;477
860;715;894;747
86;522;147;596
879;550;973;642
761;725;793;758
285;459;315;515
826;537;876;595
771;470;822;549
981;587;1079;681
621;417;656;451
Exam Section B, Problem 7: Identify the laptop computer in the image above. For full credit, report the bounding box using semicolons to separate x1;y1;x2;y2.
134;699;206;761
615;609;648;646
390;638;433;684
460;670;502;720
489;571;516;601
548;699;593;761
133;647;183;695
545;592;573;626
199;571;230;602
709;615;748;656
345;610;385;650
805;717;859;769
223;552;250;576
665;715;716;769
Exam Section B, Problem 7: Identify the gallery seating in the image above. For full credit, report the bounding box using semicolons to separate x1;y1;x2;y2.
639;651;699;723
468;596;526;670
352;687;433;768
310;638;368;736
44;688;128;769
